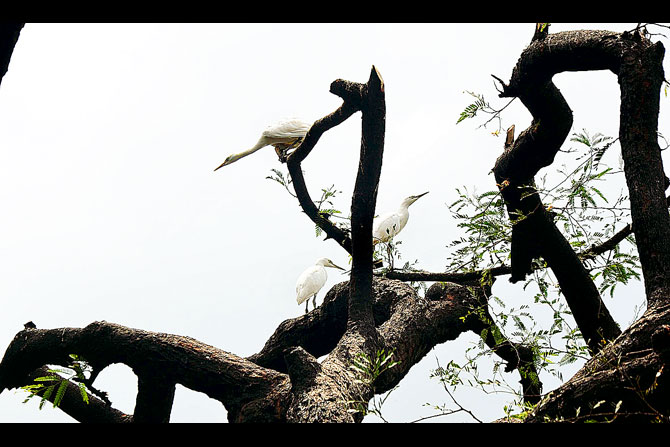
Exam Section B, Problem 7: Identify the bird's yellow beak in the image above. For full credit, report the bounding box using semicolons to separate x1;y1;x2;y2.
214;155;234;171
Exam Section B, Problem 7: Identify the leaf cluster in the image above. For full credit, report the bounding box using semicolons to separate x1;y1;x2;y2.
436;127;643;416
348;349;400;421
21;354;90;410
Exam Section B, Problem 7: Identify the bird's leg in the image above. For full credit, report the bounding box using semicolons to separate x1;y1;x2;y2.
275;139;304;163
312;295;317;311
274;145;288;163
386;242;394;270
305;300;309;314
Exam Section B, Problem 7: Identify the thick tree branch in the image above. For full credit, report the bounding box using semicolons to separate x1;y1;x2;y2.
499;28;670;306
526;301;670;422
376;280;543;404
0;322;290;423
382;266;512;283
617;35;670;305
24;365;132;423
0;23;23;88
348;66;385;333
134;375;176;423
247;278;403;373
1;278;546;422
493;28;633;354
502;27;670;423
285;99;359;254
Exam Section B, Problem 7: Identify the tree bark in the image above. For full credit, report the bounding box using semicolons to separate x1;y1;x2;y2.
0;23;23;88
0;277;545;422
494;25;670;422
2;24;670;424
492;28;625;354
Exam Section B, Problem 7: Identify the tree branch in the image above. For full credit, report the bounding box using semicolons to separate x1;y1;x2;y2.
0;23;23;88
348;65;385;333
285;98;359;254
0;322;290;423
382;193;670;284
24;365;132;423
492;28;634;354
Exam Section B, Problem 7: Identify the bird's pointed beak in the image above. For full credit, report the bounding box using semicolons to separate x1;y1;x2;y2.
330;262;345;270
408;191;429;204
214;155;236;171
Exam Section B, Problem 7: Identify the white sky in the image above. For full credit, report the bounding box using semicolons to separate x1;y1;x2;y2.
0;23;667;423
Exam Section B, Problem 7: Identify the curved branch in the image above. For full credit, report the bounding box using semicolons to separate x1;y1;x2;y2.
1;278;547;422
283;76;381;257
492;29;638;354
24;366;132;423
499;29;670;306
286;67;386;335
0;321;290;423
286;102;358;254
247;278;405;373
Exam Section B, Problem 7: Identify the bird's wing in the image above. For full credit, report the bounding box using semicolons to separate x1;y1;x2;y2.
296;266;327;304
373;211;402;242
264;118;311;140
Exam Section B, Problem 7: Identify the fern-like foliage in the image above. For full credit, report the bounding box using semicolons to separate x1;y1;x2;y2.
348;349;400;421
456;91;491;124
436;129;643;417
21;354;90;409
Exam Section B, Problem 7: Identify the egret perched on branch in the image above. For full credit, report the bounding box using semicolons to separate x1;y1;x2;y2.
296;258;345;314
373;192;429;269
214;118;312;170
373;192;429;244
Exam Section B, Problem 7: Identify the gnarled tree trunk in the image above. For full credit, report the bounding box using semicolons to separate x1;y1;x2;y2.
1;24;669;423
495;25;670;422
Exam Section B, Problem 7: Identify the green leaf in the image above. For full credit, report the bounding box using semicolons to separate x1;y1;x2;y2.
457;91;490;124
33;376;60;383
53;380;68;407
78;383;90;404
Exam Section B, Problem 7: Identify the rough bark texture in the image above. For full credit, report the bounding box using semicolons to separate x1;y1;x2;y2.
2;24;670;423
492;28;624;354
494;25;670;422
0;279;522;422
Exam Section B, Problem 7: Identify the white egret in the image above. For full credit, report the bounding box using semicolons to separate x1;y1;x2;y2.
214;118;312;170
373;191;429;244
372;192;429;269
296;258;345;314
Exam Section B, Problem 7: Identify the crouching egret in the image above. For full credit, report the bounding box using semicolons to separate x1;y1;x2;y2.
214;118;312;170
296;258;345;314
373;191;429;244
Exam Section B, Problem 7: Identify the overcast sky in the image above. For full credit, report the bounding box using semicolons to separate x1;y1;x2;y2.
0;23;667;423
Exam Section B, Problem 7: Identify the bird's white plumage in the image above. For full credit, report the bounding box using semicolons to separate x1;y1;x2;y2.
373;192;429;243
373;209;408;243
295;258;344;313
214;118;312;170
296;265;327;305
261;118;312;140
